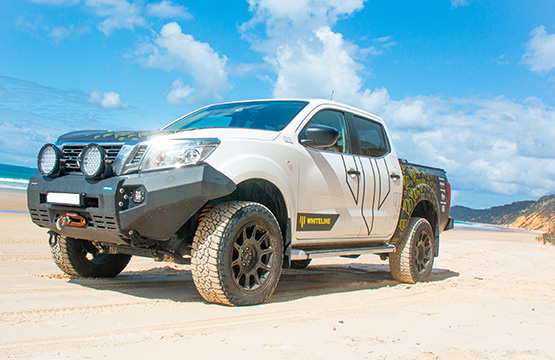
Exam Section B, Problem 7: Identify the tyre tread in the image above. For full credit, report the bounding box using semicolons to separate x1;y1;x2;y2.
191;201;282;306
389;217;434;284
50;234;131;278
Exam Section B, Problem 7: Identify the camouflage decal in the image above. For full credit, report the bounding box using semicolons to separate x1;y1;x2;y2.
390;163;442;245
297;213;339;231
57;129;193;143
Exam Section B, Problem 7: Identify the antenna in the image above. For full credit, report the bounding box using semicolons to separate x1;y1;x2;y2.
330;90;334;100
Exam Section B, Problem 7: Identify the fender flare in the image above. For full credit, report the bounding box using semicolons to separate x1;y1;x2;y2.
390;182;439;247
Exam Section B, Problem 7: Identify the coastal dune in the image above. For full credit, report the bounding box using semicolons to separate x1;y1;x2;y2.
1;191;554;359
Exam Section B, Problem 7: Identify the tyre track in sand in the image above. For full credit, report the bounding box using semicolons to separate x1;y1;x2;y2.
0;298;198;324
0;265;420;326
0;289;430;357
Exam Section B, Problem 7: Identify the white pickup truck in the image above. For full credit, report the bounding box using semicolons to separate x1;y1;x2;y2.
28;99;453;306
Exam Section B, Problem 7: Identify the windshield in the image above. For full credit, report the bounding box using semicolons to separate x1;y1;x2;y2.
164;100;309;131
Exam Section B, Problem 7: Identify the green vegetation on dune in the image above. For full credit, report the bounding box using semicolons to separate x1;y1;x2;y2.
450;201;535;224
536;223;555;246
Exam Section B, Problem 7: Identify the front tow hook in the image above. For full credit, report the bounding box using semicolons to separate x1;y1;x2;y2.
56;212;87;231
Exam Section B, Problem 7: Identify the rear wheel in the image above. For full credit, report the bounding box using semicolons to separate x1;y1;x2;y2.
49;233;131;278
191;201;283;306
389;217;435;283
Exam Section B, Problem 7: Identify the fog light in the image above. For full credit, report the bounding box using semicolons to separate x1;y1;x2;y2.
181;148;201;165
132;189;145;203
38;144;63;177
79;144;106;179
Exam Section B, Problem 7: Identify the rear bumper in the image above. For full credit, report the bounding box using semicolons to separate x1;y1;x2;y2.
444;217;454;231
27;164;236;244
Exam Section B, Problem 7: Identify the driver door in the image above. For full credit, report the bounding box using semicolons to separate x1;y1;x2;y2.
295;109;363;243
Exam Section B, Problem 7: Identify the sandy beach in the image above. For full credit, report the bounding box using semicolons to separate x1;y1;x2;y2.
1;190;554;359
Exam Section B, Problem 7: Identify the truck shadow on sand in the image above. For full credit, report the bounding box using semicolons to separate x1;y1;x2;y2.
68;263;459;304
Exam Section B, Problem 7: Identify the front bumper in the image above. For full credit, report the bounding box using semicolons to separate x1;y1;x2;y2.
27;164;236;244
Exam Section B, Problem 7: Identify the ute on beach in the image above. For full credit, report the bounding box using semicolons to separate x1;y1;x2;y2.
28;99;453;305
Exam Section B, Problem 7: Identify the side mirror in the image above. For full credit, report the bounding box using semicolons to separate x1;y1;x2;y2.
300;125;340;148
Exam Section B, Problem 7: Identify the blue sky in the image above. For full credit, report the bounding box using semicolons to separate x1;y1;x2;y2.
1;0;554;209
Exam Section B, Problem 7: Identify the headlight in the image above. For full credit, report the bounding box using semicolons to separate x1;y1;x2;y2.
140;139;219;172
78;143;108;179
38;144;63;177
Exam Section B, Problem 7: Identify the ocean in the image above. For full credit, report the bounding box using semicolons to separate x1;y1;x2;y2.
0;163;37;191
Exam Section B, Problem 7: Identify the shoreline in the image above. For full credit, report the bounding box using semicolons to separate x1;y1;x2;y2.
454;220;544;234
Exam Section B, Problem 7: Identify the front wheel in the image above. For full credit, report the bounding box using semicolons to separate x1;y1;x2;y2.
389;217;435;283
49;234;131;278
191;201;283;306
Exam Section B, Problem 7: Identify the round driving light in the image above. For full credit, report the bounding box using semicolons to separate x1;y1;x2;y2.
38;144;63;177
79;144;106;179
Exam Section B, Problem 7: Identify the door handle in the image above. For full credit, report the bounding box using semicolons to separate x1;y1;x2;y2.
390;173;401;180
347;169;360;176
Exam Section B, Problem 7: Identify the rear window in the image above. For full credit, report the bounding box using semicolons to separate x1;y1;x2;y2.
353;116;390;157
164;101;309;131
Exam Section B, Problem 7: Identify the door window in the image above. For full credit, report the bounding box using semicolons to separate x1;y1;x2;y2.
299;110;350;154
353;116;390;157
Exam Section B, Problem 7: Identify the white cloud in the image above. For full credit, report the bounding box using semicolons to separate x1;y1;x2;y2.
241;0;391;113
522;26;555;73
388;100;429;128
85;0;146;36
265;25;389;114
49;25;72;43
165;78;193;105
28;0;148;36
16;15;89;43
246;0;365;27
136;22;230;104
146;1;192;19
492;54;509;65
271;27;361;98
241;0;365;51
374;36;390;42
89;89;128;109
15;15;44;32
383;95;555;205
27;0;194;38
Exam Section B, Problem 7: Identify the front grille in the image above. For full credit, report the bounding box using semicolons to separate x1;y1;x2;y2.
62;144;123;174
131;145;148;164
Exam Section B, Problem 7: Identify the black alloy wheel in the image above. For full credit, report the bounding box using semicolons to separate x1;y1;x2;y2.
231;223;274;291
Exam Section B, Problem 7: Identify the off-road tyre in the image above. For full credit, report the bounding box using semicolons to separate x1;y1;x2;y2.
290;259;312;269
191;201;283;306
49;233;131;278
389;217;435;283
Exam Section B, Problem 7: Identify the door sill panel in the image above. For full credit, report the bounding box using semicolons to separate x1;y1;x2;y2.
291;244;395;260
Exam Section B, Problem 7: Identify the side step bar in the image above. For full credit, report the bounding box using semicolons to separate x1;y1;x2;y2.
291;244;396;260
